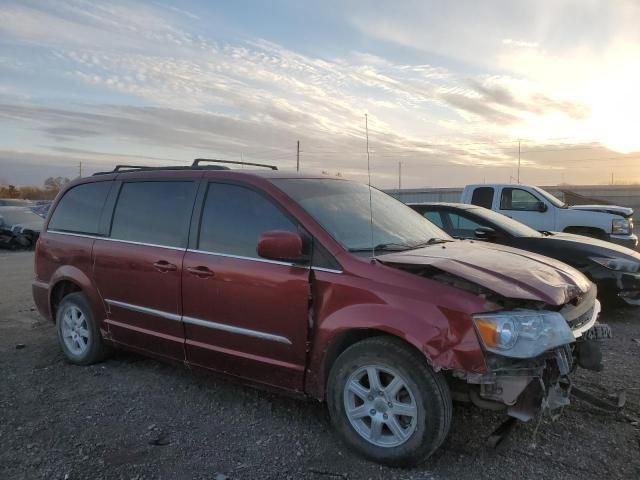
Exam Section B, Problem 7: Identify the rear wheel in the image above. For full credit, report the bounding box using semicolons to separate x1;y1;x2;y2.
327;337;452;467
56;292;110;365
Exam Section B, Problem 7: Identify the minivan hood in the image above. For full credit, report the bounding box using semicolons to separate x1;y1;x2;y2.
569;204;633;218
378;241;592;306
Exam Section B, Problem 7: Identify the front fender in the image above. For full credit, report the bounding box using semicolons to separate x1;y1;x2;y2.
304;302;487;399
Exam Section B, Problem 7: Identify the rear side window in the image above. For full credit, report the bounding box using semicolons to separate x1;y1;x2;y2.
48;181;112;234
110;181;195;248
198;183;297;258
470;187;494;208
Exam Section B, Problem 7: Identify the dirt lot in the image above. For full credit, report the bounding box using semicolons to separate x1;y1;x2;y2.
1;250;639;480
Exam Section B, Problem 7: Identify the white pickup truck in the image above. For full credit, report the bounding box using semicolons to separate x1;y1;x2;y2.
460;184;638;248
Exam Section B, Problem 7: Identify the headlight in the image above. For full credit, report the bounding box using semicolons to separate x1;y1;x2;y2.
612;218;630;235
473;310;574;359
591;256;640;273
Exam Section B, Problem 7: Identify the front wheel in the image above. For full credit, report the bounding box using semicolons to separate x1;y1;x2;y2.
327;337;452;467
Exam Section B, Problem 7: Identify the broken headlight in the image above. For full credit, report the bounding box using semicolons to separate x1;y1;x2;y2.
473;310;575;359
591;256;640;273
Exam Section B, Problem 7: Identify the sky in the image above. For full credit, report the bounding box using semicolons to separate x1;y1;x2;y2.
1;0;640;188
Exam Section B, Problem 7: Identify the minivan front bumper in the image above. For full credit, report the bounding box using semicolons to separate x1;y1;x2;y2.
456;300;610;421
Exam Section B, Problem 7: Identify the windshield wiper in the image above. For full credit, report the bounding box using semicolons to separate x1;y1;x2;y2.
348;238;452;253
348;243;414;253
405;238;452;248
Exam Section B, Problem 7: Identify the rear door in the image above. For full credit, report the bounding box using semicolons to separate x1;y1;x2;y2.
182;181;311;391
496;187;553;231
93;178;198;360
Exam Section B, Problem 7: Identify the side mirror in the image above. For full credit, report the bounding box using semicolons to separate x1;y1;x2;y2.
536;201;548;212
474;226;497;241
257;230;304;262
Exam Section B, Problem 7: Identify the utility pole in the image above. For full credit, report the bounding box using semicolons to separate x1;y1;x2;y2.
398;161;402;190
517;139;521;184
79;161;82;178
296;140;300;172
611;171;614;185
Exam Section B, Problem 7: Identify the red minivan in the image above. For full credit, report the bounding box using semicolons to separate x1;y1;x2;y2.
33;160;606;466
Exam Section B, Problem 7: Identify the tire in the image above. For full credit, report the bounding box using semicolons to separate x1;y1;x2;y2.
56;292;110;365
327;336;452;467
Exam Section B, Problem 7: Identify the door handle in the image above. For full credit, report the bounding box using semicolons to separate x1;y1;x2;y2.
153;260;177;272
186;266;215;278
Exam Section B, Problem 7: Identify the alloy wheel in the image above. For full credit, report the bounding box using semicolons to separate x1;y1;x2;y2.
343;365;418;447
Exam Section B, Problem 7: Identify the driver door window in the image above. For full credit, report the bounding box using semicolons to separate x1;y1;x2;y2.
443;212;486;238
198;183;298;258
500;188;541;211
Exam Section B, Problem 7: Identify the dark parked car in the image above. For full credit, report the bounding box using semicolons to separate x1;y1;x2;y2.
0;206;44;249
409;202;640;306
33;161;607;466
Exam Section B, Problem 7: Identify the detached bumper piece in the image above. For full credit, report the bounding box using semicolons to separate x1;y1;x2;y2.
462;345;574;422
506;346;573;422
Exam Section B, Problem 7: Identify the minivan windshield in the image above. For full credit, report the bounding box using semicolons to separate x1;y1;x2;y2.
272;178;452;252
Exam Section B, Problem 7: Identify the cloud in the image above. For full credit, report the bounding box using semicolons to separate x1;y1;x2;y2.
502;39;538;49
0;0;638;187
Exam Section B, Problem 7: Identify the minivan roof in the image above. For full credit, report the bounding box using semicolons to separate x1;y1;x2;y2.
92;159;343;181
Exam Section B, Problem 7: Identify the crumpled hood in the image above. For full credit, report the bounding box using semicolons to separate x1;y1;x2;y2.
569;204;633;218
377;240;592;305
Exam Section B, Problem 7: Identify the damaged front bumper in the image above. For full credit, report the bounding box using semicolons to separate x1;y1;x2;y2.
455;299;612;422
459;345;574;421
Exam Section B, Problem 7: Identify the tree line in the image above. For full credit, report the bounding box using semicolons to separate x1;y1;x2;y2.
0;177;72;200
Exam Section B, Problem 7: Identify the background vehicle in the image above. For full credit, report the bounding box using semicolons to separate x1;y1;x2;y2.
0;206;43;249
461;184;637;248
33;161;605;466
410;202;640;307
0;199;33;207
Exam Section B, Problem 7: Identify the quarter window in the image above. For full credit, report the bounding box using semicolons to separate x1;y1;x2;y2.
471;187;494;208
48;181;112;234
199;183;297;258
110;181;195;248
500;188;541;211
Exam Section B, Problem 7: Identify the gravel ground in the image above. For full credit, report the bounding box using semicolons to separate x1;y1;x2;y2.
1;250;639;480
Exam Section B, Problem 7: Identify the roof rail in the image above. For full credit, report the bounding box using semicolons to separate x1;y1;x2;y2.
192;158;278;170
113;165;148;172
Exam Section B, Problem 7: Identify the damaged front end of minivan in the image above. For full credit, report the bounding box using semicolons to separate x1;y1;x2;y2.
378;241;612;422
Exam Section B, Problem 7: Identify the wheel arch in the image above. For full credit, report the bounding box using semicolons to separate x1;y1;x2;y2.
315;328;424;401
48;266;105;325
50;280;82;322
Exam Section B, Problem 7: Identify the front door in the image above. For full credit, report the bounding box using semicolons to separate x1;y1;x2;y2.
93;180;198;360
182;182;310;391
